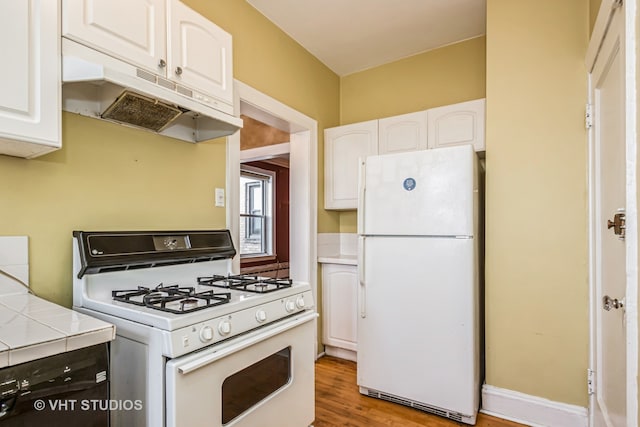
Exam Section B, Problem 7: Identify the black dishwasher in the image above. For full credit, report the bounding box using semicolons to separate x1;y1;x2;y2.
0;343;109;426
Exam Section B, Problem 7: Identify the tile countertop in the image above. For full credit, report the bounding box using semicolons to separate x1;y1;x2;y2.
0;293;115;368
0;235;115;367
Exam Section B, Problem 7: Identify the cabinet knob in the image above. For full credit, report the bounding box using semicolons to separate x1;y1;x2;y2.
158;59;166;68
175;66;183;76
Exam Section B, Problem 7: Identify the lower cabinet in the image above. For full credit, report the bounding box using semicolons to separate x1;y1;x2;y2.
322;263;358;361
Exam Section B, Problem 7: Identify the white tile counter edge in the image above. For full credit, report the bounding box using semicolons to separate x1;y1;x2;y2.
317;255;358;265
0;298;115;367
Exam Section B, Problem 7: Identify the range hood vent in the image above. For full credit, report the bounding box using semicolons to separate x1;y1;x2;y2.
101;91;183;132
61;39;242;142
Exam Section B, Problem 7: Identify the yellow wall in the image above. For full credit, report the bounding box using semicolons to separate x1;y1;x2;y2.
337;36;487;233
590;0;603;34
0;115;227;304
0;0;340;306
183;0;342;234
341;36;486;124
485;0;589;406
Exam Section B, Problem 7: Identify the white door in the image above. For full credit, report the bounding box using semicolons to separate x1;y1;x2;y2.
378;110;428;155
589;2;635;426
360;145;476;237
62;0;166;74
167;0;233;104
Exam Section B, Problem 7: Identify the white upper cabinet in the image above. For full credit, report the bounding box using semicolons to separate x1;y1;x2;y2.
62;0;165;73
378;110;428;155
325;120;378;210
323;99;485;210
62;0;232;104
427;98;485;152
0;0;61;158
168;0;232;104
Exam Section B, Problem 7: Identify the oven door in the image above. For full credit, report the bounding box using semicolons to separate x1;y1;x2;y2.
165;311;317;427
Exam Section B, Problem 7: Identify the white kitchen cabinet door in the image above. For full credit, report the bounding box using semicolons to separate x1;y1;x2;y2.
322;264;358;355
168;0;233;105
0;0;61;158
427;98;485;152
324;120;378;210
62;0;166;74
378;110;428;155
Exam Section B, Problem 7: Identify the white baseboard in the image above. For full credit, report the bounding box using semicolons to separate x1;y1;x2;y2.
481;385;588;427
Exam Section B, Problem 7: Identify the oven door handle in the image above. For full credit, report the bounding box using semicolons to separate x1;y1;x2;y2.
176;311;318;375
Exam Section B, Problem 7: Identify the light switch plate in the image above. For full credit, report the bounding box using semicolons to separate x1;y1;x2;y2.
215;188;225;207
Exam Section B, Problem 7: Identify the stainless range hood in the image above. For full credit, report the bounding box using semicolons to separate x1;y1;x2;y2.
61;39;242;142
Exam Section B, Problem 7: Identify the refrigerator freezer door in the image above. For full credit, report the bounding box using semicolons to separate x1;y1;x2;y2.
357;236;479;417
362;145;476;237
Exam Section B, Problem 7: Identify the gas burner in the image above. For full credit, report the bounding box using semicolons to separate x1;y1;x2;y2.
112;283;231;314
197;274;292;294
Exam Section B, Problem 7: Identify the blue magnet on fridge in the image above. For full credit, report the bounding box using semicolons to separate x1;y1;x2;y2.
403;178;416;191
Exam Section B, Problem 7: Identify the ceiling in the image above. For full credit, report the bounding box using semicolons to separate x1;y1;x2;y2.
246;0;486;76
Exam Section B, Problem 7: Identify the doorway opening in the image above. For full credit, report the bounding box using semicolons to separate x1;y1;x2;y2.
226;80;318;354
239;114;291;278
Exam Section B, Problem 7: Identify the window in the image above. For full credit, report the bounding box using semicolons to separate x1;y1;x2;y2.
240;166;274;257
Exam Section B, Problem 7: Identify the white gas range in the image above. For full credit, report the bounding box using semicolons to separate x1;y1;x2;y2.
72;230;317;427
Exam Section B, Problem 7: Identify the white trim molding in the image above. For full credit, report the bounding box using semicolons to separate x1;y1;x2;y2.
481;385;588;427
229;79;319;356
240;142;291;162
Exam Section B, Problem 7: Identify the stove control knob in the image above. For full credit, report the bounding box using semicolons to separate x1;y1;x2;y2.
285;300;296;313
199;326;214;342
256;310;267;323
296;296;306;309
218;320;232;336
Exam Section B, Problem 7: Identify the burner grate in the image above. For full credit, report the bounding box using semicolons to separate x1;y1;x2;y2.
198;274;292;294
112;283;230;314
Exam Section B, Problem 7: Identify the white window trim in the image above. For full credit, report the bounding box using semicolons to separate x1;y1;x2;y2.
240;164;276;258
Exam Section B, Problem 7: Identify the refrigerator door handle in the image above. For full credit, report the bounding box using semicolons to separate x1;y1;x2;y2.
358;236;366;318
357;159;366;235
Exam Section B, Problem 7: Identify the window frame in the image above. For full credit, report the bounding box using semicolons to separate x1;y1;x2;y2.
239;164;276;260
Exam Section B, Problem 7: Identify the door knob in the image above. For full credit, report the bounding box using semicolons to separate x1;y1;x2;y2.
607;210;626;239
603;295;624;311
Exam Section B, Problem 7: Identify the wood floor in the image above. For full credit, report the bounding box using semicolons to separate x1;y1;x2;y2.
314;356;525;427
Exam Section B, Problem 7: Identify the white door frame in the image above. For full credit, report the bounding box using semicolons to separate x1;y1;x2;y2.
226;79;319;351
586;0;638;425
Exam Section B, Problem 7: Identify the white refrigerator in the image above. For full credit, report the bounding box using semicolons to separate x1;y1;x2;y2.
356;144;480;425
